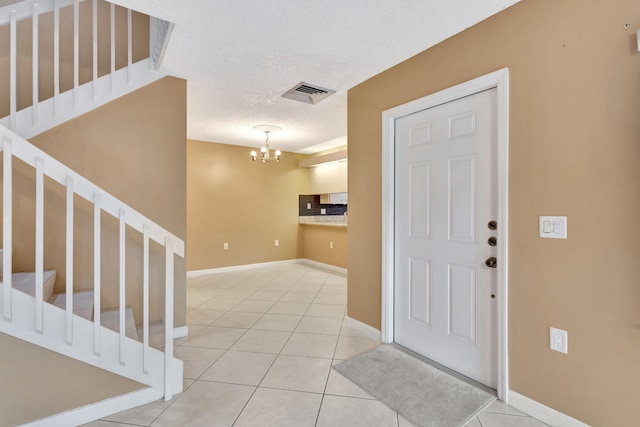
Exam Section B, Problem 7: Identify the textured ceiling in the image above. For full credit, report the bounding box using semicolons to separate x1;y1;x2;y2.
110;0;520;153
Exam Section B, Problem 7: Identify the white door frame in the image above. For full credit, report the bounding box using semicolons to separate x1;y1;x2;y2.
381;68;510;401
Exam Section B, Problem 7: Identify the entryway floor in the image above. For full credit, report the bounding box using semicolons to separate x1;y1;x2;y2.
84;263;548;427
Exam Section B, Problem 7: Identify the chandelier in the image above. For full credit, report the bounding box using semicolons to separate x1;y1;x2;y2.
250;125;282;163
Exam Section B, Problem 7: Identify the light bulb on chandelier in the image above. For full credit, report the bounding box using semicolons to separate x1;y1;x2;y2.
250;125;282;164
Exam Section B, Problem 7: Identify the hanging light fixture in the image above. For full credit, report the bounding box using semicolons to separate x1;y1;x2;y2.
250;125;282;164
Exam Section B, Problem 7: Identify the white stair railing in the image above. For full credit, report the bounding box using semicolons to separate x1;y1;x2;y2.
0;0;170;139
0;123;184;400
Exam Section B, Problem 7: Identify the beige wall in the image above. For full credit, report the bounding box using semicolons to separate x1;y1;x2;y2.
347;1;640;426
7;76;187;327
302;225;347;268
187;140;308;271
0;0;150;117
0;332;143;427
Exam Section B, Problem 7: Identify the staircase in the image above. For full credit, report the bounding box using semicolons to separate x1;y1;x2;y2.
0;1;183;425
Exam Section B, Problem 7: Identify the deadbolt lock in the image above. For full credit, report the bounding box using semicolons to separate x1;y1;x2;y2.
487;220;497;230
488;237;497;246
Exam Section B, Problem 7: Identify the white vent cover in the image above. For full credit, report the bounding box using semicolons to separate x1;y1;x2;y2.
282;82;336;105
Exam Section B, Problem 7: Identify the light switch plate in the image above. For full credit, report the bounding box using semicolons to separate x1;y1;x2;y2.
539;216;567;239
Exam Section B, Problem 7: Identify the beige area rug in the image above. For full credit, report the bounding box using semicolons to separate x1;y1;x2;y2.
334;345;495;427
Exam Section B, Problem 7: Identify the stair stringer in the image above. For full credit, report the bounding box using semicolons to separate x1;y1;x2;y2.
0;284;184;395
0;59;163;140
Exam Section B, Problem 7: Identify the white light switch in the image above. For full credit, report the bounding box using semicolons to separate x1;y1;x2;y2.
539;216;567;239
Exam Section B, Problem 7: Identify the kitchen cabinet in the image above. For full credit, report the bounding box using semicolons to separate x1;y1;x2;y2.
320;192;348;205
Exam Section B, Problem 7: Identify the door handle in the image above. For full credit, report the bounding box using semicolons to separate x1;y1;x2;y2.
485;257;497;268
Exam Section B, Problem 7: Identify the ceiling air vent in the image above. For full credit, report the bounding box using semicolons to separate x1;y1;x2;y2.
282;82;336;105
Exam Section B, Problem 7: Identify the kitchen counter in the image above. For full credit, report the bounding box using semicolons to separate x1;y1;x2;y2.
299;215;347;228
300;222;347;228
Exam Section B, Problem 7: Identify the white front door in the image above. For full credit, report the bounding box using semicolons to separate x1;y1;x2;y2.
394;88;498;388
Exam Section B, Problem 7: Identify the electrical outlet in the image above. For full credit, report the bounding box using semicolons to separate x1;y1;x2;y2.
223;242;229;250
330;241;334;249
550;327;568;354
321;208;326;215
307;203;312;210
274;239;279;247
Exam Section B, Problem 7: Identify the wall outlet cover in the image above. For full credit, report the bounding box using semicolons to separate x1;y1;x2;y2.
550;327;568;354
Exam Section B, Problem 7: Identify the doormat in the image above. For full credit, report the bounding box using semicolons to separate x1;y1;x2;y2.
333;345;495;427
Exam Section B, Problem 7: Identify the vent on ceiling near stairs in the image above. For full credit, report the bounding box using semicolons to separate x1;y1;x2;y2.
282;82;336;105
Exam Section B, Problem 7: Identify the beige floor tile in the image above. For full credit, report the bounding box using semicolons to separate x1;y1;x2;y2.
198;298;243;311
296;316;342;335
200;350;276;386
186;289;220;309
261;355;332;393
290;284;323;292
316;395;398;427
279;291;318;303
281;332;338;359
334;336;380;360
339;319;379;338
268;301;311;315
216;289;256;300
262;283;295;292
325;368;373;399
247;290;286;301
234;387;323;427
483;400;527;416
150;381;254;427
461;417;481;427
313;293;348;305
252;314;302;332
231;300;276;313
175;325;204;345
230;329;291;354
306;303;346;319
104;397;172;425
212;311;262;328
186;309;226;326
181;326;247;350
82;421;132;427
476;412;549;427
174;346;225;379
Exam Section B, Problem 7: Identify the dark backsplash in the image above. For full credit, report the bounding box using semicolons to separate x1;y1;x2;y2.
299;194;348;216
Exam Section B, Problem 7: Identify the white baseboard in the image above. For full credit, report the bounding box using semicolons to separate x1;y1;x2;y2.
343;316;381;341
507;391;591;427
297;258;347;275
187;258;347;277
174;326;188;339
187;259;299;277
19;387;163;427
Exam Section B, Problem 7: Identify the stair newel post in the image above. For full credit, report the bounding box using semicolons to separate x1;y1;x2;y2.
66;176;74;344
143;225;150;374
164;237;174;401
119;209;126;365
9;10;17;131
35;157;44;333
93;193;101;355
2;138;13;321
